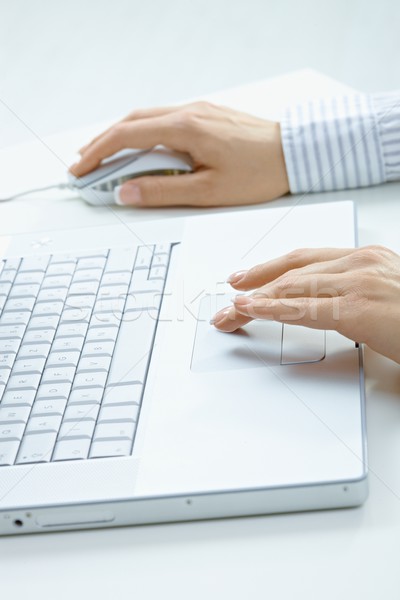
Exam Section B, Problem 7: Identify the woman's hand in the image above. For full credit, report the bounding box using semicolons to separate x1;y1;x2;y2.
212;245;400;365
69;102;289;207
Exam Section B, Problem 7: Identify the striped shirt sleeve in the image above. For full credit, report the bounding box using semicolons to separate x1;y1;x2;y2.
280;92;400;194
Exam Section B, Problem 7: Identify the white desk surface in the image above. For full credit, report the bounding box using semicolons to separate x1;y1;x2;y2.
0;70;400;600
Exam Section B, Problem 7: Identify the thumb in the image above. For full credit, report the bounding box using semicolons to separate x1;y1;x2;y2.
115;172;211;208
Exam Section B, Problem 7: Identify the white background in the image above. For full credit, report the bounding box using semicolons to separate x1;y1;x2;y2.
1;2;400;599
1;0;400;148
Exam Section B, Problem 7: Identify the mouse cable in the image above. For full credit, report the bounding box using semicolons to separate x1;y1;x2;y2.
0;182;72;203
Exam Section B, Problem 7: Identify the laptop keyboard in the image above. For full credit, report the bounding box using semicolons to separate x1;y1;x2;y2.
0;243;171;467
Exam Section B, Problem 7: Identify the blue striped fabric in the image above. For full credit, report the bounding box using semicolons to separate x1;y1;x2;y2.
280;92;400;194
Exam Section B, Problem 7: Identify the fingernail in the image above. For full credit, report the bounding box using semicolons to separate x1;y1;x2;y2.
227;270;247;284
115;183;142;206
210;308;231;325
69;162;80;175
233;295;254;305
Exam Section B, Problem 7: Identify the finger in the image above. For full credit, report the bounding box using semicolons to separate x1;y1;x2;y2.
78;106;181;154
252;273;346;301
212;305;253;332
233;295;342;331
227;248;354;291
115;171;212;207
71;116;187;177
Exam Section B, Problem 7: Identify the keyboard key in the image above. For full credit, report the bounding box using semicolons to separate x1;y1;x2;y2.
63;404;99;421
125;290;161;312
94;422;136;441
0;325;26;339
0;270;17;284
23;328;55;344
47;351;80;368
155;243;171;255
45;263;76;276
89;439;132;458
73;268;103;283
129;270;164;294
7;373;41;390
56;323;88;338
37;383;71;401
98;404;139;423
134;245;154;270
101;384;143;407
104;248;136;273
59;420;95;440
69;281;99;296
42;275;72;289
93;297;125;315
25;415;62;434
0;406;31;423
107;314;156;386
51;250;107;263
0;441;20;465
77;356;111;373
90;312;122;328
97;284;129;300
73;371;108;388
32;301;64;317
53;438;91;461
76;257;107;271
0;423;25;441
12;358;47;374
0;353;16;369
0;369;11;387
3;297;36;312
14;271;44;285
1;389;36;406
4;258;21;271
69;388;104;405
149;265;167;281
42;367;76;384
19;256;49;273
101;272;131;286
51;337;84;353
50;253;79;264
60;307;91;324
0;312;30;326
0;282;12;296
82;341;114;357
0;338;20;354
86;325;119;343
27;315;60;330
151;253;170;268
16;433;57;464
18;342;51;359
64;294;95;309
31;399;67;417
9;283;40;298
37;287;68;303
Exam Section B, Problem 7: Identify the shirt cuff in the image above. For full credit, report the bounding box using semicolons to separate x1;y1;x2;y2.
372;92;400;183
280;93;387;194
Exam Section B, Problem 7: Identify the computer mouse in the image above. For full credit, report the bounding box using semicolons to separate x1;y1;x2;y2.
67;147;193;206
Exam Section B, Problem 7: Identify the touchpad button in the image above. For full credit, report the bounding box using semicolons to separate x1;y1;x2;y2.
281;324;326;364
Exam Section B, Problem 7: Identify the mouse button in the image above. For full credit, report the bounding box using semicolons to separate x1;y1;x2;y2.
281;325;326;365
68;151;143;189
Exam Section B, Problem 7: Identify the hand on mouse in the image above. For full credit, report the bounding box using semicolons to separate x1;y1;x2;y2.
69;102;289;207
212;245;400;365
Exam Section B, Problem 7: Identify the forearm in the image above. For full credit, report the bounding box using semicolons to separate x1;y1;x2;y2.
280;91;400;194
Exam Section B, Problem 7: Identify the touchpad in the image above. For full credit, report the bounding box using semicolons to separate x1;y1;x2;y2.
191;294;326;373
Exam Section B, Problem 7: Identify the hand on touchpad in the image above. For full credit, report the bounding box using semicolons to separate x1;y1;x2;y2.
191;294;326;373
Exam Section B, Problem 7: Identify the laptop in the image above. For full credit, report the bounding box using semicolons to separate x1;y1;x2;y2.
0;199;367;535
